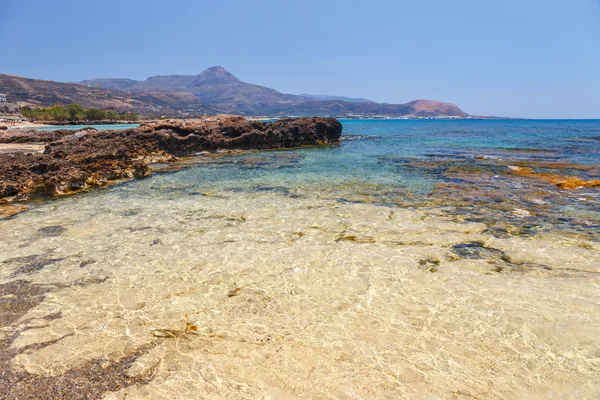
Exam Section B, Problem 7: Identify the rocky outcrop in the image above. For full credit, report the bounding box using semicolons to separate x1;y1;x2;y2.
0;115;342;201
0;102;20;115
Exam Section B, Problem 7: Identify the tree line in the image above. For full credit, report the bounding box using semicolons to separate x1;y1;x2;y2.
20;104;138;122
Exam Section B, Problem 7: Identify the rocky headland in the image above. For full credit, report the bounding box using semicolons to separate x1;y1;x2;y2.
0;115;342;202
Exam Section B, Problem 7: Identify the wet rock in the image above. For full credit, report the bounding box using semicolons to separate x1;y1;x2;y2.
119;208;142;217
79;259;97;268
66;129;94;143
509;166;600;189
0;116;342;201
35;225;67;238
4;253;66;276
335;234;376;244
451;241;511;263
512;208;531;218
0;203;28;219
451;241;553;273
418;258;440;273
0;280;51;326
0;338;156;400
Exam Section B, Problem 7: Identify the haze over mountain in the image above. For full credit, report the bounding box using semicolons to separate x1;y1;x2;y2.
0;74;217;115
2;67;469;117
299;94;374;103
79;67;468;117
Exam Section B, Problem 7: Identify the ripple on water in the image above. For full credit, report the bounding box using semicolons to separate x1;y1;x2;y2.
2;120;600;398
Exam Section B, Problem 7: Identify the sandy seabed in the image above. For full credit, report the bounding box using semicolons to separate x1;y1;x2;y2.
1;187;600;399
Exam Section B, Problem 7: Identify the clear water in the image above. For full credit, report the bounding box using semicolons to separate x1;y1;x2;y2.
117;119;600;226
151;119;600;187
2;119;600;398
33;123;140;131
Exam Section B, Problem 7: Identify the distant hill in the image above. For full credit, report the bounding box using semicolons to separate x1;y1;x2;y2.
300;94;374;103
79;67;469;117
79;78;139;91
0;74;218;115
0;67;469;117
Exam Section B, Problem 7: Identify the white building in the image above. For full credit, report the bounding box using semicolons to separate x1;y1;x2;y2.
0;93;7;103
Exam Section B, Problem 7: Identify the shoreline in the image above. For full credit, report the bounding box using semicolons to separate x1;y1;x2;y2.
0;116;342;202
5;121;52;130
0;118;599;398
1;182;599;398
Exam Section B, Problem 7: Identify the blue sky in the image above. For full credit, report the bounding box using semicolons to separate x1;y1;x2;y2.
1;0;599;118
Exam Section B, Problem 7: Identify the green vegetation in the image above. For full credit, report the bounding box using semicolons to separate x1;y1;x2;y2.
20;104;138;122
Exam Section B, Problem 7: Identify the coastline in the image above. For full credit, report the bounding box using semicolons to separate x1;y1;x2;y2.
1;118;599;398
5;121;52;130
1;181;599;398
0;115;342;202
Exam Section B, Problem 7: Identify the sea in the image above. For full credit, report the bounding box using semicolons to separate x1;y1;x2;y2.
2;119;600;398
33;123;140;131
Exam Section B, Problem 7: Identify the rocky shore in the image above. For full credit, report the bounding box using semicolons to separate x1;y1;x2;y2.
0;115;342;201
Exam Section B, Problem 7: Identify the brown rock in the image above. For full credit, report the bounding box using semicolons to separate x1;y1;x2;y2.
509;166;600;189
0;116;342;201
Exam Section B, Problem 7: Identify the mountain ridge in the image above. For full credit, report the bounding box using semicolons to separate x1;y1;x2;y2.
2;67;469;117
299;94;375;103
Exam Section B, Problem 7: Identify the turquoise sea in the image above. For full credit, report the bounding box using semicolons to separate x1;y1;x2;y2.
2;119;600;398
26;119;600;239
33;123;140;131
120;119;600;238
107;119;597;187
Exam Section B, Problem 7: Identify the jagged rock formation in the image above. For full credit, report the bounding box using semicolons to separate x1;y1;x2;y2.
0;116;342;201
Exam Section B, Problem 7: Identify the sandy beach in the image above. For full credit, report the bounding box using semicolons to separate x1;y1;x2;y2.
1;186;599;399
4;121;51;130
1;118;600;399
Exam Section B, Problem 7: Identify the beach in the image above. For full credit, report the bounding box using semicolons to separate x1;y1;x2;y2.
1;119;600;398
4;121;51;130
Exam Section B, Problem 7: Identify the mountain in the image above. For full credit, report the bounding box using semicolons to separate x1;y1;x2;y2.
79;78;139;91
80;67;469;117
300;94;374;103
81;67;303;113
0;74;218;115
1;67;469;117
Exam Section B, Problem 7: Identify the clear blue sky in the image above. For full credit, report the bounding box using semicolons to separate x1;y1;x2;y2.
1;0;599;118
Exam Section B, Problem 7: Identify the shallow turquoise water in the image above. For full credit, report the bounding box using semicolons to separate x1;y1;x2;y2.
21;119;600;239
33;123;140;131
128;119;600;191
3;120;600;398
94;119;598;239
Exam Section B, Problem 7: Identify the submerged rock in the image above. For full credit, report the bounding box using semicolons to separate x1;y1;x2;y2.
451;241;553;273
451;241;511;262
509;165;600;189
0;115;342;201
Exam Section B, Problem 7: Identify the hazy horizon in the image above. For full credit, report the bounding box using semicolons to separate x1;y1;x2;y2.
1;0;599;119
